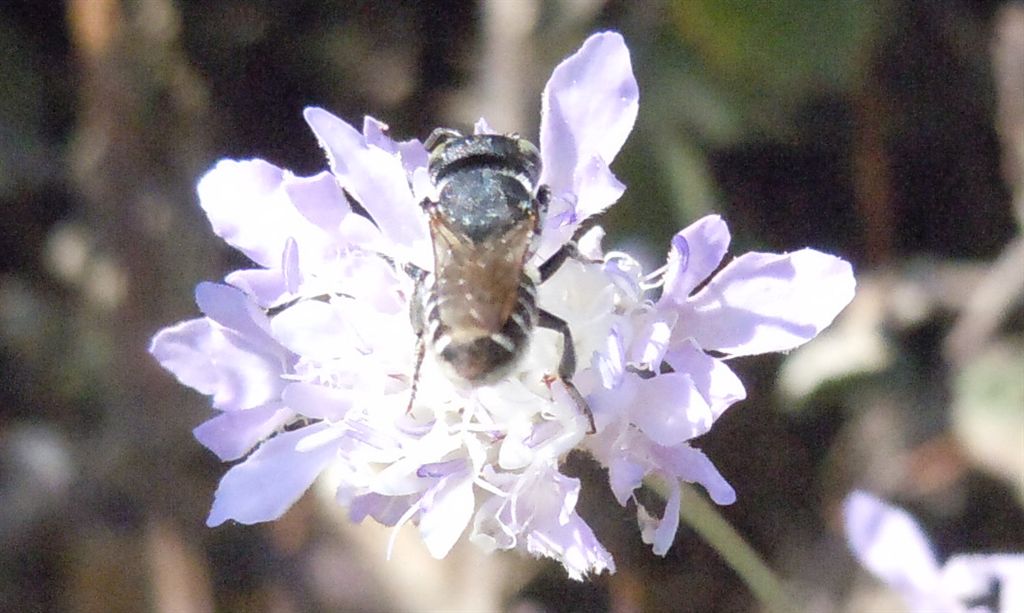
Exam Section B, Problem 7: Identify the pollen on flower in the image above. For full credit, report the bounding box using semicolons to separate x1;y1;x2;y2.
148;30;855;580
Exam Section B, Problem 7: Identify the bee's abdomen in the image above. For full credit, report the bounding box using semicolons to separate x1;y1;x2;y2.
428;277;537;385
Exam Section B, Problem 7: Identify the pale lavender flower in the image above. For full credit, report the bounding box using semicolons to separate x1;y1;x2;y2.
150;31;855;579
844;490;1024;612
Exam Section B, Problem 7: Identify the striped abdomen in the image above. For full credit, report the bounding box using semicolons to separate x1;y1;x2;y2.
425;274;538;386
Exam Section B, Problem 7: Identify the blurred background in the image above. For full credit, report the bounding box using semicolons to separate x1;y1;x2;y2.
1;0;1022;611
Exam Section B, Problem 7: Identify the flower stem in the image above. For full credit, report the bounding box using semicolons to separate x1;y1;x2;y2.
652;480;799;613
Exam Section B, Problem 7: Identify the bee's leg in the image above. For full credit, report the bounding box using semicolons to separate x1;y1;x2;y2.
406;265;430;414
537;308;596;433
538;215;600;282
424;127;463;151
407;336;426;414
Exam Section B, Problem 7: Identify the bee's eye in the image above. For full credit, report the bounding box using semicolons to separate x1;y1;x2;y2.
424;128;463;153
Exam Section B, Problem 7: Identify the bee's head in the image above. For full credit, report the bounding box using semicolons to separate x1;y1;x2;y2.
426;132;542;190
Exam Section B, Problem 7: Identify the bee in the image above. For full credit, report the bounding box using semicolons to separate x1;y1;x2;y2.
407;128;594;430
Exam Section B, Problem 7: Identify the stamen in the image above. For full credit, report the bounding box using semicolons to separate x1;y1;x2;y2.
641;263;669;290
473;477;507;498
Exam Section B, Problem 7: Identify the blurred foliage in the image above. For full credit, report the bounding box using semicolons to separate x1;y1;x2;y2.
1;0;1021;611
671;0;877;127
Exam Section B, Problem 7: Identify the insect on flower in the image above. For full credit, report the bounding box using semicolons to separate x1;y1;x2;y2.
148;31;857;578
407;128;594;430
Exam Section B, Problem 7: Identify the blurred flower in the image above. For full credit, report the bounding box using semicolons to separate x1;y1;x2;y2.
150;31;855;579
844;490;1024;612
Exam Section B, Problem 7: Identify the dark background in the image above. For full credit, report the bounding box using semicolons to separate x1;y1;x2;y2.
1;1;1022;611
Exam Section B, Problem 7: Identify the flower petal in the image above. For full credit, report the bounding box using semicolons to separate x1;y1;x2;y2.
540;31;638;215
522;471;616;580
270;300;362;361
663;339;747;418
843;491;941;594
207;423;337;526
195;282;272;341
225;268;290;308
630;373;714;445
654;444;736;505
626;312;674;370
571;156;626;221
283;170;349;234
303;107;430;266
281;382;354;421
419;474;475;559
349;492;415;526
149;318;289;411
943;554;1024;612
197;160;296;268
642;479;680;556
284;170;384;253
661;215;731;303
607;455;645;506
193;402;294;461
593;325;626;389
680;249;856;356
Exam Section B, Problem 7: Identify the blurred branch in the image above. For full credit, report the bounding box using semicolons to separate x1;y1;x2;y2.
945;236;1024;365
991;3;1024;222
945;4;1024;364
852;66;896;268
473;0;539;132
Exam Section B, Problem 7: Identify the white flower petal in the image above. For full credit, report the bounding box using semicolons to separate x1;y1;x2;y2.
225;268;290;308
281;382;354;421
661;215;731;303
630;373;713;445
149;318;289;411
626;312;673;370
281;236;302;294
593;325;626;389
207;423;337;526
303;107;431;266
644;479;680;556
285;171;388;255
540;32;638;214
680;249;856;356
397;138;429;180
664;339;747;417
571;155;626;220
361;116;396;152
944;554;1024;613
283;170;350;234
193;402;294;461
349;492;415;526
270;300;362;361
587;370;639;426
525;518;615;582
419;474;475;559
655;444;736;505
195;282;272;340
844;491;942;595
607;455;645;506
197;159;293;268
498;419;543;470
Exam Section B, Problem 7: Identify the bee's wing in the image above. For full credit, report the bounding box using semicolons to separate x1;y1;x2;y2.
429;215;534;336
